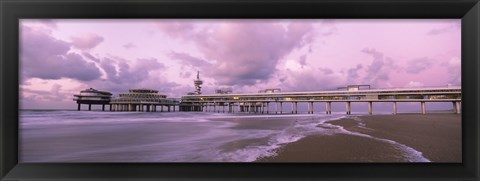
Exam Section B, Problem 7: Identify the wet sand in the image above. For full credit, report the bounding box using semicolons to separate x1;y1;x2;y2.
258;114;461;162
211;116;303;153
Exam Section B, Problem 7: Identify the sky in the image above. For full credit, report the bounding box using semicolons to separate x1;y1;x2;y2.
19;19;461;110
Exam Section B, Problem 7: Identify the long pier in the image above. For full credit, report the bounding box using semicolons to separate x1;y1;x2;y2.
179;87;462;114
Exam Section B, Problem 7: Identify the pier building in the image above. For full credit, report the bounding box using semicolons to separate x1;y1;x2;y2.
179;85;462;115
215;88;233;94
109;88;179;112
258;88;281;93
73;88;112;111
337;85;371;91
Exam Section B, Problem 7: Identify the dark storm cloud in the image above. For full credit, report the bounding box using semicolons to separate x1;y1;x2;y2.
405;57;433;74
82;52;101;63
168;51;212;69
318;67;334;75
99;58;118;81
20;26;102;82
158;21;316;86
346;64;363;83
299;54;308;68
361;48;397;86
78;55;184;98
99;57;165;84
361;48;385;79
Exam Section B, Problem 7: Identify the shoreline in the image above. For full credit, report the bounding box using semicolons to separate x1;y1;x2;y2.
257;113;461;162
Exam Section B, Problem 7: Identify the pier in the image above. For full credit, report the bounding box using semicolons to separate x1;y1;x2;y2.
73;79;461;115
74;88;180;112
179;86;461;115
73;88;112;111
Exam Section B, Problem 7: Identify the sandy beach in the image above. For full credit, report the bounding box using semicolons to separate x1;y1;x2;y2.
258;114;461;162
20;110;461;162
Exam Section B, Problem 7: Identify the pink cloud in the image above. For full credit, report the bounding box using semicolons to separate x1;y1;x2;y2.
161;21;316;86
70;33;104;50
123;42;136;49
20;26;102;82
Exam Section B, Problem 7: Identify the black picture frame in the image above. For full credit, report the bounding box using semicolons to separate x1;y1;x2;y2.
1;0;479;180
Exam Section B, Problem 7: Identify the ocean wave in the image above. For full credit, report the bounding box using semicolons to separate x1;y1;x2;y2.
319;116;431;162
213;115;347;162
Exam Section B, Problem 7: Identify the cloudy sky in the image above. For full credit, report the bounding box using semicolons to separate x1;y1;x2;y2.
20;19;460;110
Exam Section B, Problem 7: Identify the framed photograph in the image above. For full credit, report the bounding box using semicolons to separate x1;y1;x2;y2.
1;0;479;180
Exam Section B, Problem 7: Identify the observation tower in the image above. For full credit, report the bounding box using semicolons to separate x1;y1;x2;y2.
193;71;203;95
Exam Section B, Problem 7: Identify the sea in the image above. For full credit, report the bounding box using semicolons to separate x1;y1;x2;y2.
19;110;430;162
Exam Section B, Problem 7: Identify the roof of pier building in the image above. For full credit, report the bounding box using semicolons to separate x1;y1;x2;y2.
128;88;160;94
119;88;167;98
75;88;112;96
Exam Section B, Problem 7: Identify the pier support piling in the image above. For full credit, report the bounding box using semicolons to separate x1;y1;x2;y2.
291;102;294;114
307;102;311;114
275;102;278;114
311;102;314;114
326;102;331;114
267;102;269;114
295;102;298;114
261;102;264;114
454;101;461;114
393;102;397;115
421;101;426;114
346;102;351;115
368;102;372;115
280;102;283;114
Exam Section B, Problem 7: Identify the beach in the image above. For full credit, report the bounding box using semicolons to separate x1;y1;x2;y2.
258;114;461;162
20;110;461;162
